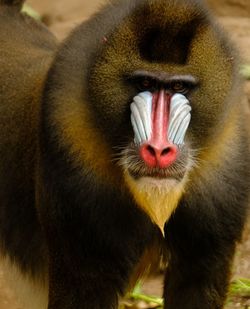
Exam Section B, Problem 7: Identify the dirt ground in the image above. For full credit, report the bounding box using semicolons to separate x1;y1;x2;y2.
0;0;249;308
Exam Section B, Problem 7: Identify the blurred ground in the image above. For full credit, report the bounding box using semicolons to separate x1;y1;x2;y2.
0;0;249;308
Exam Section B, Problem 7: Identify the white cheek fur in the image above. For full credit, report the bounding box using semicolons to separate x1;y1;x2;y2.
130;91;191;146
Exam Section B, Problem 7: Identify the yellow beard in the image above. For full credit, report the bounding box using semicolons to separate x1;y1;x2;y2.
124;171;186;235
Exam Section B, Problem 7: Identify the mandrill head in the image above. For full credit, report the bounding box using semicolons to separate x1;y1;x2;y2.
47;0;238;233
86;0;237;232
86;0;238;232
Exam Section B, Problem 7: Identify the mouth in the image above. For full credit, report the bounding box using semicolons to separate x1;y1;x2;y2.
128;166;186;181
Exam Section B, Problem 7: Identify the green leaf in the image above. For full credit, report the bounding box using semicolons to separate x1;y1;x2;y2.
130;292;164;307
229;278;250;297
130;282;163;307
21;4;41;21
241;65;250;80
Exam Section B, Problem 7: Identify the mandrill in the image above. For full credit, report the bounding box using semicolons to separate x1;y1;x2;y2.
0;0;249;308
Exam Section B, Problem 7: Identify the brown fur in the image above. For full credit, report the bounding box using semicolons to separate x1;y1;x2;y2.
0;1;249;309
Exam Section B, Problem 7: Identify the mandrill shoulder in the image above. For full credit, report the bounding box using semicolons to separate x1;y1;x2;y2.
0;6;57;107
0;5;57;179
0;6;57;88
184;105;250;220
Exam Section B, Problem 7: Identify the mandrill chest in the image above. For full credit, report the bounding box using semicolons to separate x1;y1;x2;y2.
121;86;193;233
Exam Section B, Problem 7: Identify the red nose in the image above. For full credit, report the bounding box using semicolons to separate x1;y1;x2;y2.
140;142;178;168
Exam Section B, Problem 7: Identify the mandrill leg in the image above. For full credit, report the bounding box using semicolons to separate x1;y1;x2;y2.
163;213;237;309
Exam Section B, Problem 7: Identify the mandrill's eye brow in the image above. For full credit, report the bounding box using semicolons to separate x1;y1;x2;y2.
169;80;197;94
125;70;198;93
126;75;157;92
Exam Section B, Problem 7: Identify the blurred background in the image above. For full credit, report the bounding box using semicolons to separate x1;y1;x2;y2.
0;0;249;308
25;0;250;64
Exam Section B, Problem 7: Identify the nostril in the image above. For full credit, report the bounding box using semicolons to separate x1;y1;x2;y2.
140;143;158;168
161;147;171;157
146;145;156;157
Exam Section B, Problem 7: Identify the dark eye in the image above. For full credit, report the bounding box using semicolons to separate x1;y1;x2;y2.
170;81;189;94
136;77;156;91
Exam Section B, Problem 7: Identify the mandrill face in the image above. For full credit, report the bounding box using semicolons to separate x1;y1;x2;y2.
118;76;196;232
89;65;198;231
